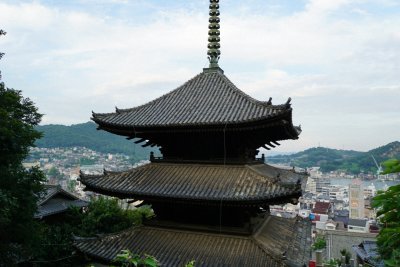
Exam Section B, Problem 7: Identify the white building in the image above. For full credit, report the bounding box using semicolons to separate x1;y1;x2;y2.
348;219;369;233
349;180;364;219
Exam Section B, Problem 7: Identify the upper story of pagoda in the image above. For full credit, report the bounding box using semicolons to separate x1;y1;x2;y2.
91;0;301;163
92;70;300;162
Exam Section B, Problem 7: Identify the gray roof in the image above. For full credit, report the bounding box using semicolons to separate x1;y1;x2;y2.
254;215;312;266
35;185;88;219
35;198;88;219
348;218;368;227
92;71;299;131
74;215;311;267
352;241;384;267
79;163;307;203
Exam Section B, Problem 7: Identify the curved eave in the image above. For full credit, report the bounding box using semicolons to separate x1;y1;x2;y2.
74;225;286;266
74;216;311;267
92;104;290;127
81;185;302;206
92;107;298;137
79;163;307;205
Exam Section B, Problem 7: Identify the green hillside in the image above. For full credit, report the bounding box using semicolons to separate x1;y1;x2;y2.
266;141;400;174
35;122;159;161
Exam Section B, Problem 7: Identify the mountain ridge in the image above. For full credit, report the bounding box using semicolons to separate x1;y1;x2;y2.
35;122;399;173
35;122;158;161
266;141;400;174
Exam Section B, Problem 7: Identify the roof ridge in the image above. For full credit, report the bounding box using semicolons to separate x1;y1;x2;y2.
92;71;293;125
217;73;274;108
114;72;204;114
38;185;79;205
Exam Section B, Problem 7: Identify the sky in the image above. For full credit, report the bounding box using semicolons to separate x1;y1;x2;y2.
0;0;399;153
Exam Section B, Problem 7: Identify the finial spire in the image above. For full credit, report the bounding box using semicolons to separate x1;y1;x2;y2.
207;0;220;68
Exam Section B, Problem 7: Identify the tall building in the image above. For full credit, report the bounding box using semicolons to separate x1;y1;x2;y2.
75;1;311;266
315;177;331;194
349;179;365;219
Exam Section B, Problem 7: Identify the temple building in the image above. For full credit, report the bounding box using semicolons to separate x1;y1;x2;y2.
75;1;311;266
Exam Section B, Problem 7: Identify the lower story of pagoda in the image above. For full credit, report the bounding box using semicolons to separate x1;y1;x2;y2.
74;214;312;267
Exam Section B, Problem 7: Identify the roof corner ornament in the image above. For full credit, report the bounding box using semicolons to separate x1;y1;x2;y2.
285;97;291;108
207;0;221;68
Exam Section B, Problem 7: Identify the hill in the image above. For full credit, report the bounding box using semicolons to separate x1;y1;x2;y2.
266;141;400;174
35;122;158;161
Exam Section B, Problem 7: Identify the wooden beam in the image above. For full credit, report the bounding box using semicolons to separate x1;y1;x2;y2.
262;145;271;150
272;141;281;146
134;138;146;144
266;141;276;148
142;142;153;147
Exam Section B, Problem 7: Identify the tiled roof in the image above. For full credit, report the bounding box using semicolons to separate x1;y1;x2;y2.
74;216;311;267
352;241;384;267
79;163;307;203
35;198;88;219
312;202;331;214
92;71;298;130
35;185;88;219
254;216;312;266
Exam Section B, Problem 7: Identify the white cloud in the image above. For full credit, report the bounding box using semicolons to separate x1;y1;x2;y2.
1;0;399;152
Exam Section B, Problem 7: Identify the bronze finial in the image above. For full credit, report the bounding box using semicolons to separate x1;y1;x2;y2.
207;0;220;68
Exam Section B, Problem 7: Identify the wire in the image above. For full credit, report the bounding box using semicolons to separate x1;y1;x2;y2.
219;198;223;233
28;254;77;263
40;243;70;246
219;122;228;233
223;123;227;167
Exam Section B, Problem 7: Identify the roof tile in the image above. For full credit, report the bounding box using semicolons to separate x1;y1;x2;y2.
92;72;291;128
80;163;306;203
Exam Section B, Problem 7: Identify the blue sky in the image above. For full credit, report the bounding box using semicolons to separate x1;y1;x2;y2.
1;0;399;152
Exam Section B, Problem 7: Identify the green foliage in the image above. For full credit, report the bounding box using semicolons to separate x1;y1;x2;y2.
47;166;65;180
112;250;159;267
384;250;400;267
372;183;400;265
323;258;338;267
111;250;195;267
0;29;5;80
67;180;77;192
30;197;153;265
381;159;400;174
31;220;80;266
0;82;46;265
185;260;196;267
0;83;43;165
75;197;153;237
267;141;400;174
312;236;326;251
339;249;351;264
35;122;159;161
79;157;97;165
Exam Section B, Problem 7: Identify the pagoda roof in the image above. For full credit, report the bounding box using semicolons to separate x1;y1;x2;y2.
92;70;299;133
79;162;307;204
74;215;311;267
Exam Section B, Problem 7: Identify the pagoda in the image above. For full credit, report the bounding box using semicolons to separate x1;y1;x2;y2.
75;1;311;266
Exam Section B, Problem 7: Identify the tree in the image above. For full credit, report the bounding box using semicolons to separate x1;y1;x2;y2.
0;30;5;80
29;197;153;265
0;83;46;264
76;196;154;237
312;236;326;251
372;159;400;266
112;250;159;267
0;29;47;265
339;249;351;264
381;159;400;174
